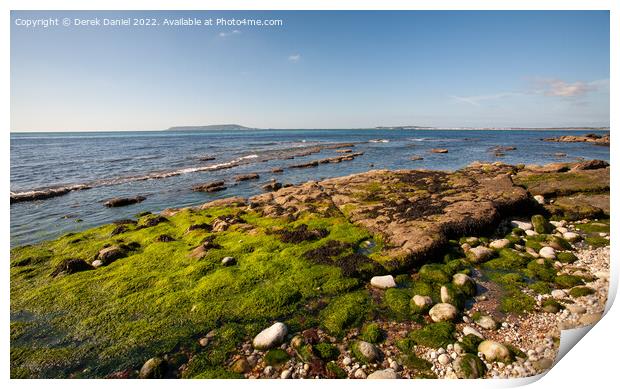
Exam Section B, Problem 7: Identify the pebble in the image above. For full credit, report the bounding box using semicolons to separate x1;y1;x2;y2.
438;354;451;365
370;275;396;289
567;305;587;314
354;369;367;379
367;369;398;379
463;326;484;339
551;289;568;299
280;369;292;379
525;229;538;236
263;366;275;376
539;246;556;260
342;357;352;366
253;322;288;350
221;256;236;266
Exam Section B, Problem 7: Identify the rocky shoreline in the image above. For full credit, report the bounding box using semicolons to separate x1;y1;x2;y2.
10;160;610;379
543;133;610;146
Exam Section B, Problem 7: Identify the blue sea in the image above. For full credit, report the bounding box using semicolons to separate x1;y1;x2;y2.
10;129;609;247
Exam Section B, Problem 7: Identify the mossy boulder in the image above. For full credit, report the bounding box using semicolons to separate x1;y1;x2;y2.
542;298;564;313
453;353;487;379
351;341;380;363
139;357;167;379
409;322;455;348
569;286;595;298
554;274;584;289
526;259;557;282
325;361;347;378
320;291;370;337
360;323;384;344
384;288;412;318
440;285;465;309
458;334;483;354
531;215;553;234
264;349;290;366
418;264;450;284
410;295;433;314
556;252;578;264
452;273;476;296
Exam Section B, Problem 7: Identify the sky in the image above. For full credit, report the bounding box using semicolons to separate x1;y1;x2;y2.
11;10;610;131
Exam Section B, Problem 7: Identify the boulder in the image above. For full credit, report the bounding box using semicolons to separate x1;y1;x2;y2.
462;326;483;339
192;181;226;192
477;340;511;362
367;368;398;379
354;341;380;363
431;148;449;153
96;245;127;264
452;273;476;296
51;258;93;277
563;232;581;242
466;246;495;263
475;315;497;330
231;357;251;374
453;354;486;379
429;303;458;322
139;357;167;378
489;239;511;250
253;322;288;350
539;247;556;260
534;195;545;205
411;295;433;313
511;220;533;230
370;275;396;289
531;215;553;234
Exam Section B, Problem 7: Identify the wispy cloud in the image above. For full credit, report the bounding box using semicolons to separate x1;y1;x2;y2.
218;30;241;38
450;92;520;107
529;78;608;97
288;54;301;63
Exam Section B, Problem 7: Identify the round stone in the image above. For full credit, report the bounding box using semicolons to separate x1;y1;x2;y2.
478;341;511;363
370;275;396;289
429;303;458;322
438;354;451;365
221;256;236;266
367;369;398;379
253;322;288;350
539;247;556;260
489;239;511;250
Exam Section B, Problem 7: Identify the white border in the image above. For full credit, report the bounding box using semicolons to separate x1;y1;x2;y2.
2;1;617;389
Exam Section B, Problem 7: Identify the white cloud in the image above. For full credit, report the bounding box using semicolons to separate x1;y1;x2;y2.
288;54;301;63
218;30;241;38
530;78;607;97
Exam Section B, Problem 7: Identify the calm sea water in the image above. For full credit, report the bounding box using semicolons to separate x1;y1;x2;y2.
10;129;609;247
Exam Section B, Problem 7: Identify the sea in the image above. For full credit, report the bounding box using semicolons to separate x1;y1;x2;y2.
10;129;610;247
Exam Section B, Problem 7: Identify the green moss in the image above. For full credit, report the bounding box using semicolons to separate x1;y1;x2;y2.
554;274;584;289
360;323;384;344
10;207;379;377
530;281;552;295
397;352;435;378
585;236;609;248
500;287;536;314
454;353;486;379
542;298;564;313
524;239;543;251
394;274;412;287
410;281;438;302
264;349;290;366
548;236;572;250
418;264;450;284
314;343;340;361
483;249;531;271
409;322;455;348
526;259;557;282
532;215;553;234
569;286;595;298
505;344;527;359
320;291;370;337
556;252;578;264
574;220;609;234
384;288;412;318
326;361;347;378
459;334;483;354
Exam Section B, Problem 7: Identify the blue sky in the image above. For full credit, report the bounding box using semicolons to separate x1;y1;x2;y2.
11;10;610;131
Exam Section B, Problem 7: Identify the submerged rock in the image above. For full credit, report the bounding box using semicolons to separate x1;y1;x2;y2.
253;322;288;350
431;148;449;153
192;181;226;192
103;196;146;208
235;173;259;182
